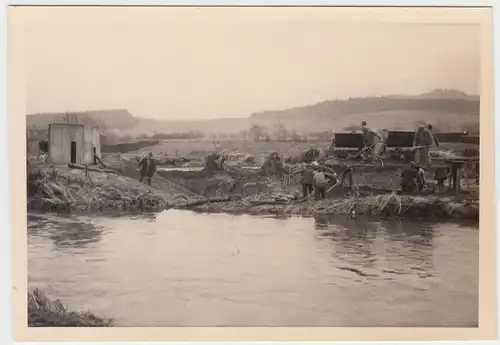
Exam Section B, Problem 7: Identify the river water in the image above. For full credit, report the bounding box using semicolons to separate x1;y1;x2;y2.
27;210;478;327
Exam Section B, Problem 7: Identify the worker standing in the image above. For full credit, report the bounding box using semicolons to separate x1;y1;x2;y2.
434;166;449;192
413;125;436;167
138;152;157;186
427;124;440;148
361;121;383;161
381;128;389;154
300;163;315;199
328;130;336;155
340;165;354;188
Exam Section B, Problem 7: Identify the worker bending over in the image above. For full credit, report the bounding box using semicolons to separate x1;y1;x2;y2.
400;162;426;194
312;163;338;201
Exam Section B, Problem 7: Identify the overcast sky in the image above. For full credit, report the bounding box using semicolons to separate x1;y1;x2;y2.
17;7;481;120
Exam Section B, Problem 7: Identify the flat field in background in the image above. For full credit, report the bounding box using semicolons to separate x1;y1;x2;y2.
129;138;479;160
131;139;326;159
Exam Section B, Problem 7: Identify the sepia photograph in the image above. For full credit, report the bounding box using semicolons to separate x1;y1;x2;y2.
8;4;496;342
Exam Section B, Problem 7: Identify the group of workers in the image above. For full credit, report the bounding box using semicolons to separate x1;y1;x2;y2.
304;121;447;198
359;121;440;166
138;122;448;196
358;120;446;193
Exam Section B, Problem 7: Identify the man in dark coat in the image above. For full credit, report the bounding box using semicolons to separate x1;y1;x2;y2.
400;162;426;193
434;166;449;192
138;152;157;186
300;163;315;198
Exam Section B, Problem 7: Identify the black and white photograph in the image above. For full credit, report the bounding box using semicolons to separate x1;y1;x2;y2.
11;5;495;338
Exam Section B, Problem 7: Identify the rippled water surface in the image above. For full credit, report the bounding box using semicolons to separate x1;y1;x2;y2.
28;210;478;327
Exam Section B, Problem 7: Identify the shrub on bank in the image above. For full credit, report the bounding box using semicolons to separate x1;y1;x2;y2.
28;288;113;327
314;192;479;219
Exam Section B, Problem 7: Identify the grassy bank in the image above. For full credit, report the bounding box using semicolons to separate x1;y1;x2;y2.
28;288;113;327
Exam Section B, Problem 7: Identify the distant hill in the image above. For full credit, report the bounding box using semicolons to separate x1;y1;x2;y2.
246;89;479;133
386;89;479;101
250;89;479;122
413;88;479;100
26;109;137;131
26;89;480;136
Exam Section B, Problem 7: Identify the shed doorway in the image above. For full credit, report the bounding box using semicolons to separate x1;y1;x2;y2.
70;141;77;164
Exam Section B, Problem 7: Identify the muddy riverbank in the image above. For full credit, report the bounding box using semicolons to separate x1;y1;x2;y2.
182;194;479;220
27;151;479;220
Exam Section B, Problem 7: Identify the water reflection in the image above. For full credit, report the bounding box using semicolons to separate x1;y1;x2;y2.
313;214;330;229
28;214;104;250
380;219;435;272
48;222;103;249
108;212;158;222
27;212;162;252
313;215;435;274
315;216;378;269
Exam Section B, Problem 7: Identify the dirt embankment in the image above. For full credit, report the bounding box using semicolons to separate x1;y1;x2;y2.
27;155;202;213
27;149;480;220
157;151;479;220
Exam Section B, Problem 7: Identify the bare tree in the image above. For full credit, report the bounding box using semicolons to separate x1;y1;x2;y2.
290;130;302;142
273;122;290;141
240;130;249;142
249;124;266;141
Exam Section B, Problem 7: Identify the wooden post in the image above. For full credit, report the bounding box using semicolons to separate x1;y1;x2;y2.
463;163;469;190
288;166;291;188
455;165;461;195
448;164;453;191
448;161;464;195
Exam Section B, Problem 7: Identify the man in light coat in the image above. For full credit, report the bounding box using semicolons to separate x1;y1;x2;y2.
413;125;436;167
361;121;383;161
312;166;328;201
